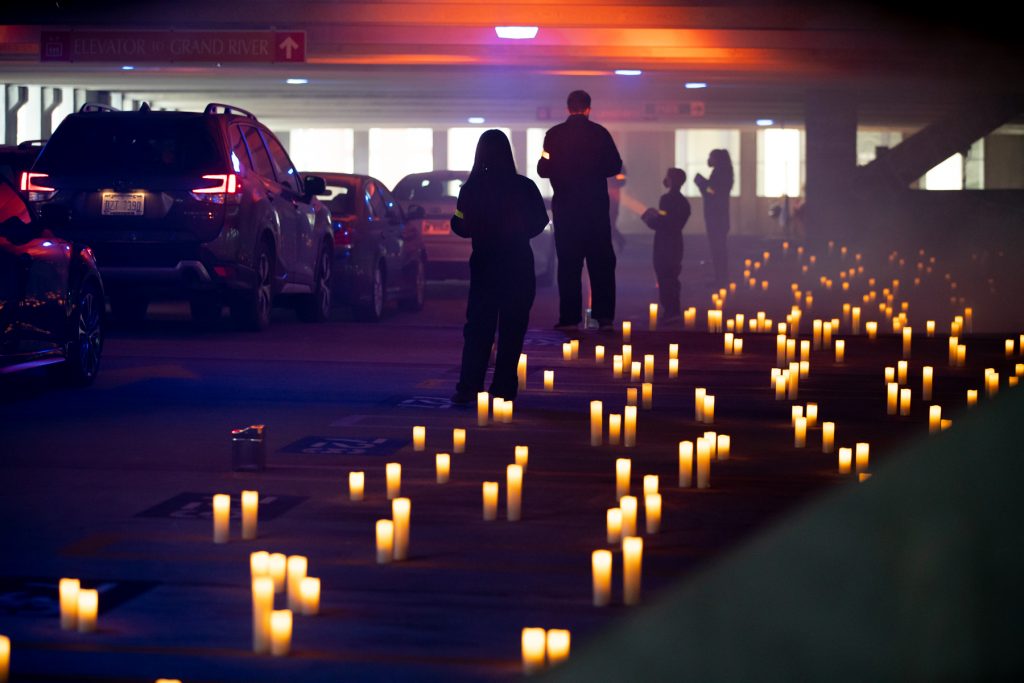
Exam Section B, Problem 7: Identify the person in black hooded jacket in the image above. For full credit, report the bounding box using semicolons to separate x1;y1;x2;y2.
450;129;550;403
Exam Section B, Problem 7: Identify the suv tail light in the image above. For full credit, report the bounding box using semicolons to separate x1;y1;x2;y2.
20;171;57;201
190;173;241;204
333;218;354;249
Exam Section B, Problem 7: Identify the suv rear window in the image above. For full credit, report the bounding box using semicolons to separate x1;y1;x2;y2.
393;175;465;202
38;115;222;175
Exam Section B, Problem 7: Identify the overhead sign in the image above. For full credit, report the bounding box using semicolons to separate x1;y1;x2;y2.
40;30;306;63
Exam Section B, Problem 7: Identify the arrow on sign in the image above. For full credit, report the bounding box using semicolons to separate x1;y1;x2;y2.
279;36;299;60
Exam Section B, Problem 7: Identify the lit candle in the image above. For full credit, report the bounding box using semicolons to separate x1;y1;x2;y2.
717;434;731;460
704;431;718;460
544;370;554;391
929;405;942;434
607;507;623;544
500;399;514;424
299;576;320;616
967;389;978;407
900;387;911;416
902;327;912;357
887;382;899;415
649;303;658;329
838;447;852;474
251;551;270;581
800;339;810;362
703;395;715;424
948;337;959;366
800;360;809;379
615;458;631;499
786;339;797;363
562;341;572;361
492;397;504;424
477;391;489;426
922;366;933;400
622;344;632;368
349;471;365;501
643;474;659;496
986;371;999;398
822;422;835;454
926;320;935;337
696;438;711;489
595;345;605;363
885;366;896;384
0;635;8;683
643;354;654;382
241;490;259;541
644;493;662;534
835;339;845;363
775;373;787;400
897;360;908;385
252;575;273;653
286;555;307;611
392;497;411;560
941;419;953;430
626;387;637;407
668;358;679;378
852;307;861;334
613;355;623;378
684;307;696;328
506;464;523;522
641;383;653;410
412;425;425;451
547;629;571;666
515;445;529;470
866;321;877;340
788;362;799;399
776;334;787;366
805;403;818;428
59;578;80;630
694;387;706;421
518;353;527;388
1006;339;1015;359
622;536;644;605
957;344;966;367
432;453;450;484
570;339;579;360
813;319;822;349
269;609;292;657
669;343;679;359
630;361;641;382
453;428;466;454
794;416;807;448
212;493;230;544
624;406;637;447
482;482;499;521
376;519;394;563
269;553;287;592
855;443;870;473
386;462;401;500
733;338;744;355
622;320;632;342
724;331;734;355
592;549;613;607
608;414;621;445
590;400;603;446
620;496;638;537
521;628;547;674
77;588;98;633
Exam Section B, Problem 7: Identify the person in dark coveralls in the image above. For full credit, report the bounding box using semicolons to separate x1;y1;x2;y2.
641;168;691;322
694;148;734;286
537;90;623;331
450;130;550;404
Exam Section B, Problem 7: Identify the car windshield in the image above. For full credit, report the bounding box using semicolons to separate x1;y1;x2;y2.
393;175;464;202
38;115;221;175
323;182;358;215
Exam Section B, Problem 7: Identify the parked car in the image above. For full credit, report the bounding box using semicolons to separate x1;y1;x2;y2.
0;175;104;385
393;170;556;284
0;140;45;186
309;172;426;321
22;102;333;330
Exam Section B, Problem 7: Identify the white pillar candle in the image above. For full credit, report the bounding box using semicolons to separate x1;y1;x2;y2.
805;403;818;428
521;628;547;674
412;425;426;451
948;336;959;366
866;321;877;339
897;360;908;385
791;405;804;426
643;474;659;496
788;363;799;399
622;320;632;342
852;307;861;334
620;496;638;537
515;445;529;470
668;358;679;378
887;382;899;415
547;629;571;666
615;458;631;499
241;490;259;541
957;344;966;367
386;462;401;500
269;609;292;657
506;464;523;521
822;321;833;349
696;438;711;489
59;578;80;630
986;371;999;398
492;397;504;424
252;575;273;653
835;339;845;363
776;334;787;366
644;493;662;534
649;303;658;329
967;389;978;407
482;482;499;521
703;395;715;424
518;353;527;388
838;447;852;474
724;331;734;354
392;497;411;560
590;400;603;446
669;343;679;359
902;326;912;358
643;354;654;382
786;338;797;363
592;550;612;606
452;428;466;454
733;338;744;354
794;416;807;448
800;339;810;362
885;366;895;384
684;307;696;328
269;553;287;592
606;508;623;544
613;355;623;378
562;341;572;361
608;414;621;445
212;493;230;544
900;387;911;416
349;471;365;501
624;406;637;447
500;399;514;424
0;635;8;683
922;366;933;400
926;320;935;336
622;536;644;605
435;453;450;483
641;383;653;410
630;361;641;382
800;360;809;379
251;551;270;580
299;577;320;616
570;339;579;360
855;443;870;473
543;370;554;391
929;405;942;434
626;387;637;408
477;391;489;426
775;373;787;400
1006;339;1015;358
813;319;822;349
375;519;394;563
822;422;835;454
595;345;605;363
941;418;953;430
77;589;98;633
286;555;307;611
694;387;706;420
717;434;730;460
622;344;632;369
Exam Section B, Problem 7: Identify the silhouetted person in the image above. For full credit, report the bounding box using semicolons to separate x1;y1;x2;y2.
694;148;734;286
538;90;623;330
608;165;627;253
642;168;691;322
450;130;550;403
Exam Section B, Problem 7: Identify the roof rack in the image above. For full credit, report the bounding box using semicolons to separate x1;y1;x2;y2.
78;103;119;113
203;103;257;119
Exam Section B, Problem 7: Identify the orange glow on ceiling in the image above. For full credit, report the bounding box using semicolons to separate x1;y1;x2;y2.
310;54;482;66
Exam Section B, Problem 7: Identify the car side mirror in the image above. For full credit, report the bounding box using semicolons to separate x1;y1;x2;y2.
303;175;328;197
405;204;425;221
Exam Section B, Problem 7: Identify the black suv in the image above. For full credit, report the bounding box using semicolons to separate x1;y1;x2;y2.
23;103;333;330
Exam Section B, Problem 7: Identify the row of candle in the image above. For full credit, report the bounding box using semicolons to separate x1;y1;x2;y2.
250;552;321;655
58;578;98;633
522;627;571;673
212;490;260;543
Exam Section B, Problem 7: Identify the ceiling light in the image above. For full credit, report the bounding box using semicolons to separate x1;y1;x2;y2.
121;65;135;71
756;118;775;126
286;78;308;85
467;117;486;124
495;26;539;40
614;69;643;76
684;82;707;89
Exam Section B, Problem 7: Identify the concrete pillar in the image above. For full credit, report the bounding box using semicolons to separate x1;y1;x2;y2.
41;87;63;138
511;129;527;175
432;128;447;171
738;129;757;235
804;90;857;246
73;88;88;111
353;129;369;175
4;85;28;145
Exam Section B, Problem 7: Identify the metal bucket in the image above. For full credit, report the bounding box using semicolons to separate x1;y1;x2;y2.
231;424;266;471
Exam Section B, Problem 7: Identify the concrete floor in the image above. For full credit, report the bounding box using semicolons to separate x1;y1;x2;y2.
0;230;1017;682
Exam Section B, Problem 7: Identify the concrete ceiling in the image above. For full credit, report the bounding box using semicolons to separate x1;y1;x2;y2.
1;1;1021;129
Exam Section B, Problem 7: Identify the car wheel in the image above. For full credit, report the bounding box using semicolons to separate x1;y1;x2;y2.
110;292;148;324
297;244;332;323
399;257;425;312
354;261;385;322
64;278;104;386
232;238;274;331
190;293;222;327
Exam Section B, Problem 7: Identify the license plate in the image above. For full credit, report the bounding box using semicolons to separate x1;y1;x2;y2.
101;192;145;216
422;220;450;235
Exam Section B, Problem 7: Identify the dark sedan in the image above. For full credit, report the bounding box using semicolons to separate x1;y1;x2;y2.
0;176;104;385
309;172;426;321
